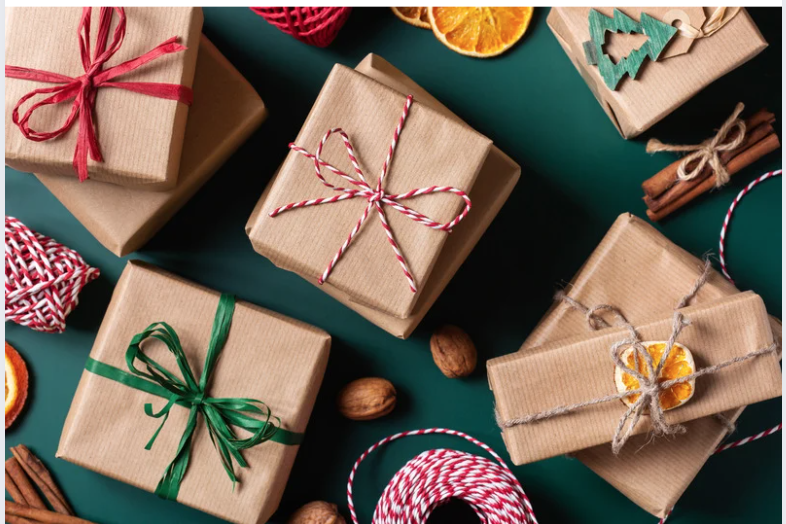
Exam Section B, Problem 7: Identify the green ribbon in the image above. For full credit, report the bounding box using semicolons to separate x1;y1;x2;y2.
84;294;303;501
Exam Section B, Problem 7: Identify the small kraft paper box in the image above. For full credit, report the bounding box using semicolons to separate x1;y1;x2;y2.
547;7;767;138
247;54;521;338
489;213;782;517
35;36;267;257
5;7;203;188
58;261;331;524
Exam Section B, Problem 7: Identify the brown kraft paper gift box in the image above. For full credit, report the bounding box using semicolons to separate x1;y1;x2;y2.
247;54;521;338
57;261;331;524
493;213;782;517
34;36;267;257
547;7;767;138
5;7;203;189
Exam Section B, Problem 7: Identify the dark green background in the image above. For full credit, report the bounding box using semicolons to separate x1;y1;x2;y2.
5;7;782;524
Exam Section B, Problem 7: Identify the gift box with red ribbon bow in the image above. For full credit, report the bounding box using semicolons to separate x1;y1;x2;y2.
5;7;202;189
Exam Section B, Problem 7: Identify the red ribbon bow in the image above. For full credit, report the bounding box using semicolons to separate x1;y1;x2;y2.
269;95;472;293
5;7;193;182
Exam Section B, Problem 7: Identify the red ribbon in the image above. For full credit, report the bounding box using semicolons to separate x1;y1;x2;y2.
5;7;194;182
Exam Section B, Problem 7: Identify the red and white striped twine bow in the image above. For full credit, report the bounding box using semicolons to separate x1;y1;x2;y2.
347;428;538;524
719;169;781;282
5;216;99;333
269;95;472;293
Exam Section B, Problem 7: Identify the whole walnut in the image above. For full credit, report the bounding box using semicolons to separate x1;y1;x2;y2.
430;325;477;378
288;501;346;524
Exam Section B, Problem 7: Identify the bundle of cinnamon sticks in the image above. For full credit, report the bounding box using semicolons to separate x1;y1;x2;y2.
642;108;780;221
5;445;94;524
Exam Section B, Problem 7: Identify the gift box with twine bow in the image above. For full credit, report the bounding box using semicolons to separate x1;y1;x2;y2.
33;35;267;257
5;7;202;188
548;7;767;138
248;54;520;337
58;261;331;524
489;213;782;517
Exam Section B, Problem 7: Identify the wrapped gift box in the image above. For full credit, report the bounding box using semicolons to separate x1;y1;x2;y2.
5;7;203;188
491;213;782;517
247;54;520;338
58;261;331;524
548;7;767;138
34;36;266;256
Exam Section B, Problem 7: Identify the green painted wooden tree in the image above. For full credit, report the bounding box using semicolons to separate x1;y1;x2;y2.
583;8;678;90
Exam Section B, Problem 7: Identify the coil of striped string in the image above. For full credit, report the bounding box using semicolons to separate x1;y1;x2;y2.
269;95;472;293
5;216;99;333
719;169;781;282
347;428;538;524
4;7;193;182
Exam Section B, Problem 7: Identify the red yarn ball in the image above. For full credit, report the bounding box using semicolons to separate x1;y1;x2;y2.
250;7;351;47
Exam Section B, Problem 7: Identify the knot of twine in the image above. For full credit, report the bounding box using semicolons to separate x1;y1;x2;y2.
496;259;778;454
5;216;99;333
646;103;746;187
5;7;194;182
675;7;741;40
269;95;472;293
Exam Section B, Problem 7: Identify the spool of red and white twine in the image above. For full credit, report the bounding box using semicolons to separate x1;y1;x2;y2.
347;428;538;524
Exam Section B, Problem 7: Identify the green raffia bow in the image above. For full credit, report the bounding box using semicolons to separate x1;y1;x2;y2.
84;294;303;501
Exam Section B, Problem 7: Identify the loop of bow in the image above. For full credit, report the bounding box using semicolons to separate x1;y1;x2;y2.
87;294;301;501
268;95;472;293
5;7;194;182
646;103;746;187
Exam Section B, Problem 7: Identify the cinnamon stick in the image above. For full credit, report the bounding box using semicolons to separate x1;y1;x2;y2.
647;132;781;221
6;458;47;510
645;122;776;212
642;109;776;199
11;445;73;516
5;501;95;524
5;513;39;524
4;471;39;524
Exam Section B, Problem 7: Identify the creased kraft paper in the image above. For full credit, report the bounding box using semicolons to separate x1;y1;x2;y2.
509;213;781;517
548;7;767;138
490;291;781;463
58;261;331;524
35;36;267;257
247;54;519;337
5;7;203;188
247;62;492;320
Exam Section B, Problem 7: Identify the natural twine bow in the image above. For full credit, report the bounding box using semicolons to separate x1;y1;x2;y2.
496;260;778;454
675;7;741;40
85;294;302;501
269;95;472;293
646;103;746;187
5;7;193;182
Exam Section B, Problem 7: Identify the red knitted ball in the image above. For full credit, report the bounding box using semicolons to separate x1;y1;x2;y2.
250;7;352;47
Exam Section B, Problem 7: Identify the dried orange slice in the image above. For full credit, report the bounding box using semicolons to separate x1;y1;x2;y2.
614;341;695;411
6;342;29;429
428;7;534;58
391;7;431;29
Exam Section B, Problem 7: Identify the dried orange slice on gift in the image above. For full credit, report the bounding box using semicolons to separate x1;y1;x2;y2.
6;342;29;429
391;7;431;29
428;7;534;58
614;342;696;411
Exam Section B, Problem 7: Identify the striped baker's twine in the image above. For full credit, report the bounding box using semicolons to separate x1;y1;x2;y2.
347;428;537;524
269;95;472;293
658;423;782;523
719;169;781;282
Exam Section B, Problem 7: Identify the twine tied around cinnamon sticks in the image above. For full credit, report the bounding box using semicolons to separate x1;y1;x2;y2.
496;260;779;454
647;103;746;187
268;94;472;293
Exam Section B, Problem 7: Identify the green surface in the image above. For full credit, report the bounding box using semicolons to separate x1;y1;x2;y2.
4;7;781;524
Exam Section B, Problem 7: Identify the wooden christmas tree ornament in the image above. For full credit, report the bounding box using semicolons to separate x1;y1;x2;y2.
583;8;678;90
